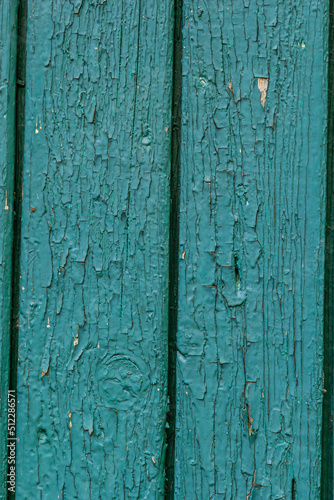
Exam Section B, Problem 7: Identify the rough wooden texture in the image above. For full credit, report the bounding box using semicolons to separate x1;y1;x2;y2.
0;1;17;496
15;0;173;497
175;1;327;498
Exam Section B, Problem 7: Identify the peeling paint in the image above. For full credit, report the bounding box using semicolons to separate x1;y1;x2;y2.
258;78;269;107
176;1;326;498
15;0;174;497
0;1;17;494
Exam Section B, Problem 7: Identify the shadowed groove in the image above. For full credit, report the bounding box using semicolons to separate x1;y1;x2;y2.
321;1;334;498
165;0;183;497
7;0;27;498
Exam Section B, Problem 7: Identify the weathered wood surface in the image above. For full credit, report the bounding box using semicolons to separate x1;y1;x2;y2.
15;0;173;498
175;1;327;499
0;1;17;496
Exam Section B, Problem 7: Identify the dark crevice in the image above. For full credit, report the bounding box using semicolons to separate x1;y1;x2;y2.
7;0;27;498
165;0;183;498
291;478;296;500
321;2;334;499
234;255;240;289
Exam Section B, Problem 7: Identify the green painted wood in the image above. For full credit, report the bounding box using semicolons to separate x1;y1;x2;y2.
15;0;173;497
0;1;18;496
175;1;328;498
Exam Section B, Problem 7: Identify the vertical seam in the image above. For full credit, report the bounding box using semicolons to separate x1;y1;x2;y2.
7;0;27;497
321;2;334;499
165;0;183;498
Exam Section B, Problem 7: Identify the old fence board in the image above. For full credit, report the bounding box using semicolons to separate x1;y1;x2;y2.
15;0;173;498
0;1;17;497
175;1;327;499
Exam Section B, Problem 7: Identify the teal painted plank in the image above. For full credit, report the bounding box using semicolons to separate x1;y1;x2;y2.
0;1;17;496
15;0;173;497
176;1;327;498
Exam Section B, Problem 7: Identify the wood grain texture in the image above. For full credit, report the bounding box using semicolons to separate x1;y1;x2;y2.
15;1;173;498
175;1;327;498
0;1;17;496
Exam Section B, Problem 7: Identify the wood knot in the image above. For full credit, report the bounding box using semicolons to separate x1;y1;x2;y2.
95;352;148;410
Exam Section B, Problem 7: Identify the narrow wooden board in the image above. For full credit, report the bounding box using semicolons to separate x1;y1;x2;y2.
176;1;327;498
0;1;17;495
15;0;173;497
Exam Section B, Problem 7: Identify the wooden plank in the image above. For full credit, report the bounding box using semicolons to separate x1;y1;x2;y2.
175;1;327;498
0;1;18;495
15;0;173;497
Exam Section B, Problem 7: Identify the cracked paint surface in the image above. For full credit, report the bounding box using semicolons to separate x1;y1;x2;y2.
0;1;17;496
15;0;173;498
175;1;327;499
